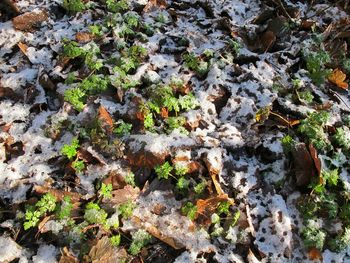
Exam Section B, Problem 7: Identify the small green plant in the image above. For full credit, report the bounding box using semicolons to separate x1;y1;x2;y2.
64;75;109;111
328;227;350;252
155;161;173;180
72;160;85;172
124;172;136;187
298;111;330;151
281;135;296;153
99;183;113;199
305;51;331;85
84;202;108;225
176;176;190;192
63;41;85;58
333;127;350;149
174;164;188;177
301;222;326;250
231;210;240;226
181;202;197;220
298;90;314;104
183;52;209;78
24;193;57;230
110;234;121;247
106;0;129;13
194;180;207;195
310;169;339;194
119;200;136;219
114;121;132;136
57;196;73;220
89;25;103;37
61;137;80;160
129;229;152;255
63;0;86;13
217;201;231;215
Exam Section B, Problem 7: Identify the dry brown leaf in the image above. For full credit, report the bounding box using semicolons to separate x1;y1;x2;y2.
261;30;276;52
160;107;168;118
291;143;316;187
59;247;79;263
145;225;183;249
308;144;321;177
17;42;28;56
196;194;234;225
308;247;323;261
328;68;348;89
89;236;130;263
77;148;106;165
98;106;114;134
12;10;48;31
37;215;52;234
143;0;167;12
34;185;81;203
108;185;140;205
75;32;93;43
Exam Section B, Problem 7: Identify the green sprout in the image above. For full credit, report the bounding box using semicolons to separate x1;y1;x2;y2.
155;161;173;180
99;183;113;199
129;229;152;255
61;137;80;160
118;200;136;219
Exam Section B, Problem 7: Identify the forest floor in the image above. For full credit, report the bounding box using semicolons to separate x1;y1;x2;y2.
1;0;350;262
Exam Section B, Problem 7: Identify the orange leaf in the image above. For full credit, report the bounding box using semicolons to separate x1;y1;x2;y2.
328;68;348;89
196;194;233;225
308;248;322;260
17;42;28;55
98;106;114;134
160;107;168;118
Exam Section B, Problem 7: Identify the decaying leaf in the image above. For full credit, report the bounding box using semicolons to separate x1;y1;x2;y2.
34;185;81;203
12;10;48;31
143;0;167;12
59;247;79;263
88;236;130;263
98;106;114;134
75;32;93;43
108;185;140;205
17;42;28;56
291;143;316;187
308;247;322;261
260;30;276;52
308;144;321;177
145;225;183;249
328;68;348;89
196;194;234;225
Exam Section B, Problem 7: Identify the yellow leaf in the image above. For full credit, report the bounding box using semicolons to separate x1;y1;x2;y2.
328;68;348;89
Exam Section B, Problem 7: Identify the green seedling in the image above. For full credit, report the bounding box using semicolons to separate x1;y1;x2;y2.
155;161;173;180
129;229;152;255
61;137;80;160
181;202;197;220
63;0;86;13
99;183;113;199
119;200;136;219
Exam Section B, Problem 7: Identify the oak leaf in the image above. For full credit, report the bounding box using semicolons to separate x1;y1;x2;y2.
328;68;348;89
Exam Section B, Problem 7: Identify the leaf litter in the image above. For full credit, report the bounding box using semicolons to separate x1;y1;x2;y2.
0;0;350;262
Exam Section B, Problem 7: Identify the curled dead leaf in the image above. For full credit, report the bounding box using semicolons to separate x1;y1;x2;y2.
328;68;348;89
59;247;79;263
34;185;81;203
98;106;114;134
75;32;93;43
12;10;48;31
291;143;316;187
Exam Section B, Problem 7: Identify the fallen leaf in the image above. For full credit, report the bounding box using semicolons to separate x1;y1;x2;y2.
160;107;168;118
77;148;106;166
261;30;276;52
98;106;114;134
59;247;79;263
34;185;81;203
12;10;48;31
143;0;167;12
145;225;183;249
291;143;316;187
107;185;140;205
196;194;233;225
328;68;348;89
89;236;131;263
17;42;28;56
308;247;323;261
75;32;93;43
308;144;321;177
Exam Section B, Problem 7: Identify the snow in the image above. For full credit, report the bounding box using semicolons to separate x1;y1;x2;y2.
0;237;23;262
32;244;58;263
